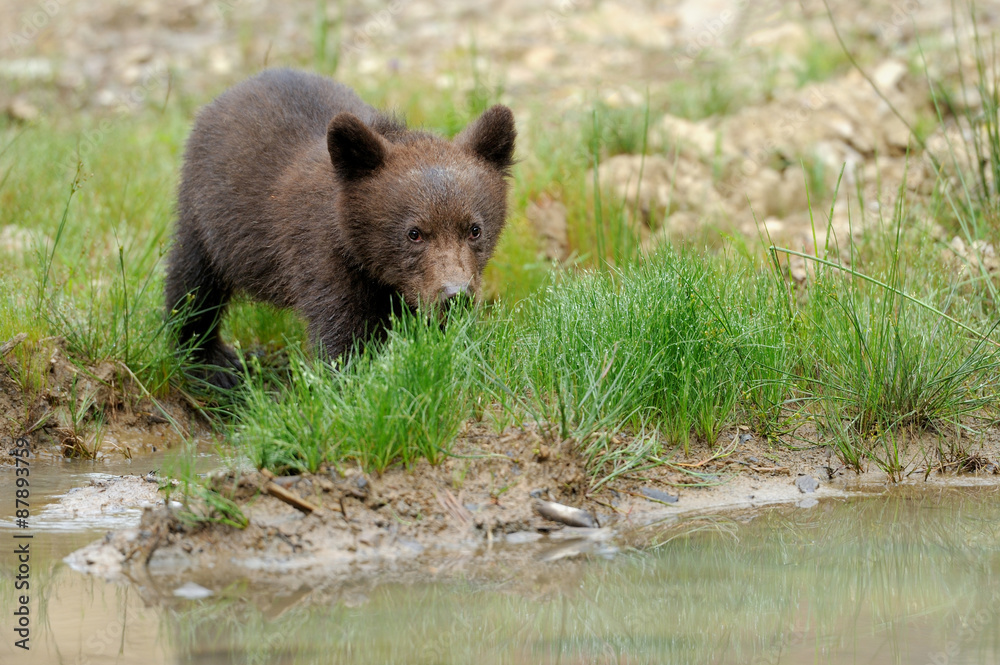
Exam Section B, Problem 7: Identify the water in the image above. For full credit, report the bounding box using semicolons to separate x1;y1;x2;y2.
2;458;999;664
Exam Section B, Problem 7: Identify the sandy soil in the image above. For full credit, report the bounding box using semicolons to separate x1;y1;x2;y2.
62;420;1000;595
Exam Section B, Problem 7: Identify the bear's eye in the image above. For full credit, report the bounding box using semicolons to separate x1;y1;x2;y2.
469;224;482;240
407;228;423;242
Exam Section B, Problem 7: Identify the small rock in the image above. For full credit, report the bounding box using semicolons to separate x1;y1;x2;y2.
789;255;808;283
0;225;35;253
795;476;820;493
522;45;557;69
873;59;908;91
528;488;546;499
95;89;117;107
6;97;39;122
173;582;213;599
739;433;753;444
656;113;727;160
745;22;811;58
506;531;543;544
0;58;54;82
640;487;679;504
534;500;598;528
596;153;726;224
663;210;700;236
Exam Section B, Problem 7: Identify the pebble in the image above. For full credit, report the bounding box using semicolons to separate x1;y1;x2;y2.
534;500;598;528
6;97;39;122
172;582;213;599
795;476;820;493
506;531;543;544
640;487;679;504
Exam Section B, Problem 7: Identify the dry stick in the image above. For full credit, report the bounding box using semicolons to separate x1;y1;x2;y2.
771;247;1000;347
435;488;471;527
0;333;27;358
672;434;740;468
749;465;790;474
590;497;624;515
259;468;333;515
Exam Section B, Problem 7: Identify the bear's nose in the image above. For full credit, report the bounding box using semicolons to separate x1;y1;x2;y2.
439;283;470;306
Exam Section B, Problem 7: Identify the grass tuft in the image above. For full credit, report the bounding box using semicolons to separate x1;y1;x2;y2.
235;307;478;474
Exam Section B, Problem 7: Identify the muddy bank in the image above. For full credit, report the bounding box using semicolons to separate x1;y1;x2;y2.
0;336;207;464
64;422;1000;597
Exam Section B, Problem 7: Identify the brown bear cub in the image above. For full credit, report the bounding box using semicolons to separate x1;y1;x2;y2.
165;68;516;387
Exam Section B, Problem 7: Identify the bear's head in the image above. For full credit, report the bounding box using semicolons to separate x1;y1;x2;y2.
327;105;516;309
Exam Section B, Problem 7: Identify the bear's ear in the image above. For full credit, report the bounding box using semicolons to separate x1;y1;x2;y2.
327;113;388;180
456;104;516;176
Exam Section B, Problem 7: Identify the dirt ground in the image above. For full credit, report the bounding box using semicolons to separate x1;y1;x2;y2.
3;333;998;590
0;336;208;464
62;417;1000;595
3;317;999;591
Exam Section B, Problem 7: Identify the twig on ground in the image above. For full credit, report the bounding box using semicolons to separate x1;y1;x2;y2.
0;333;27;358
672;434;739;468
260;468;333;515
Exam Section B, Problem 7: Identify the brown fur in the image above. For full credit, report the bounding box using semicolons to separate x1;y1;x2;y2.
165;69;516;386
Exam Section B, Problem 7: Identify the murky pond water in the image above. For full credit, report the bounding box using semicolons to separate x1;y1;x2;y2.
2;458;999;664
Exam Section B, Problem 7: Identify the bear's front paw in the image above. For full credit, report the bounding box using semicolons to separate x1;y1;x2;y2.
194;344;244;389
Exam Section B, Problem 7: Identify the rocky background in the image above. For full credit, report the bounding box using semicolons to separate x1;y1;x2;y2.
3;0;999;269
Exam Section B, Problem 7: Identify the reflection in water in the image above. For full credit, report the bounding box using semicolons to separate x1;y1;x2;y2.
0;451;214;665
2;484;999;664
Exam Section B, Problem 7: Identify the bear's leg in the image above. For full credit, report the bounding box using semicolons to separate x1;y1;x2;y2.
165;230;241;388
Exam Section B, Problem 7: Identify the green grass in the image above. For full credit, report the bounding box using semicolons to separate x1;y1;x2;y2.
793;246;1000;477
510;251;792;451
226;247;796;480
236;307;479;474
